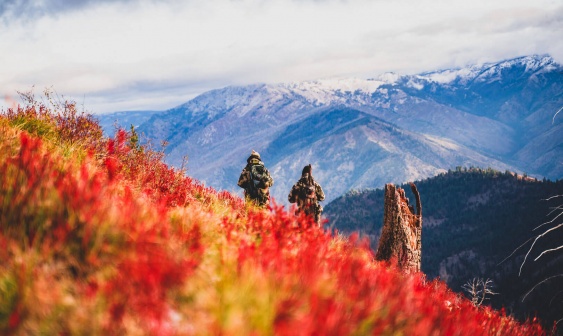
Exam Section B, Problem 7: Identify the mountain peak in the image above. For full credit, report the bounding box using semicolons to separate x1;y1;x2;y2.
492;54;555;70
411;54;558;86
282;78;385;94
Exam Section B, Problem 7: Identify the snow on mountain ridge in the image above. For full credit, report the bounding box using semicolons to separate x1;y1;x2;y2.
412;54;555;85
279;78;386;105
419;68;475;84
176;77;397;115
170;54;557;118
494;54;554;72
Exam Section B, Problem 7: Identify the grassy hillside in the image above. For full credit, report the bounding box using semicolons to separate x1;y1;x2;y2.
0;94;548;335
324;168;563;331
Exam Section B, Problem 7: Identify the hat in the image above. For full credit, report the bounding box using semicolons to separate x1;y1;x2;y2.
302;164;312;176
247;150;261;163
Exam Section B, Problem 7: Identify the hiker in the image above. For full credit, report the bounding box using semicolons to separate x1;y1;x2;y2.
288;164;325;225
238;150;274;208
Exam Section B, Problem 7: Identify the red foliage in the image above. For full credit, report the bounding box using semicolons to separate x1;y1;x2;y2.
102;129;204;207
222;204;547;336
0;130;204;332
2;97;104;151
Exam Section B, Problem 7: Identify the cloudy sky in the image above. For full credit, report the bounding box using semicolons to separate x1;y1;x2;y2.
1;0;562;114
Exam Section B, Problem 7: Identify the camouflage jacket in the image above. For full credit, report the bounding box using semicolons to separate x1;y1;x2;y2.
238;160;274;207
288;174;325;216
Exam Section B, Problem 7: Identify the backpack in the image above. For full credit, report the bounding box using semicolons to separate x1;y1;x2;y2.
298;177;317;210
248;163;268;199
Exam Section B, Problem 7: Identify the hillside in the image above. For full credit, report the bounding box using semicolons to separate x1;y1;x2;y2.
324;168;563;330
131;54;563;203
95;110;162;137
0;95;548;334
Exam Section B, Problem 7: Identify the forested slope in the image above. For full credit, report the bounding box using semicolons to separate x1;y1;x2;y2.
325;168;563;330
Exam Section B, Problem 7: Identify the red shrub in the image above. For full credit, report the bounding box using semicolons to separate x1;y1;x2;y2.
220;204;546;336
0;130;204;333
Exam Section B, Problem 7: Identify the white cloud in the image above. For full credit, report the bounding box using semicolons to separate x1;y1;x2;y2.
1;0;562;113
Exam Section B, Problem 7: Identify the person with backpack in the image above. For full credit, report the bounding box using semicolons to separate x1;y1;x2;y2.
288;164;325;226
238;150;274;208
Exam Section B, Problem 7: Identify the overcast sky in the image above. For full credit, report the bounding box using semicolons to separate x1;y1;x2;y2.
1;0;562;114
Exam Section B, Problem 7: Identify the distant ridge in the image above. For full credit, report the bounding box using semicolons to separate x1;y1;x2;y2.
96;110;162;137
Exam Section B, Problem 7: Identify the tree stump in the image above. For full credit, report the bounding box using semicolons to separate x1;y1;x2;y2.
375;183;422;273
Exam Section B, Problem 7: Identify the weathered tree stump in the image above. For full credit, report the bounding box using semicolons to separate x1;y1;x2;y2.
375;183;422;273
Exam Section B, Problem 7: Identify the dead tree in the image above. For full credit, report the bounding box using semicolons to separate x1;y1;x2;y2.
375;183;422;273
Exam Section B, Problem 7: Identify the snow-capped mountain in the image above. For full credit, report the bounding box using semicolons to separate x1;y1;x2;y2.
135;55;563;204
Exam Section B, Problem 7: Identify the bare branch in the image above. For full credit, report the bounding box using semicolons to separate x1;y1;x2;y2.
462;278;497;306
543;195;563;202
534;244;563;261
531;196;562;230
549;290;563;307
553;105;563;124
538;222;563;238
521;223;563;274
522;274;563;302
519;235;541;276
533;211;563;231
498;236;534;265
547;205;563;217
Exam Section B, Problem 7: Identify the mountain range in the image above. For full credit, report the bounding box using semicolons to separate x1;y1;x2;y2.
99;54;563;204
